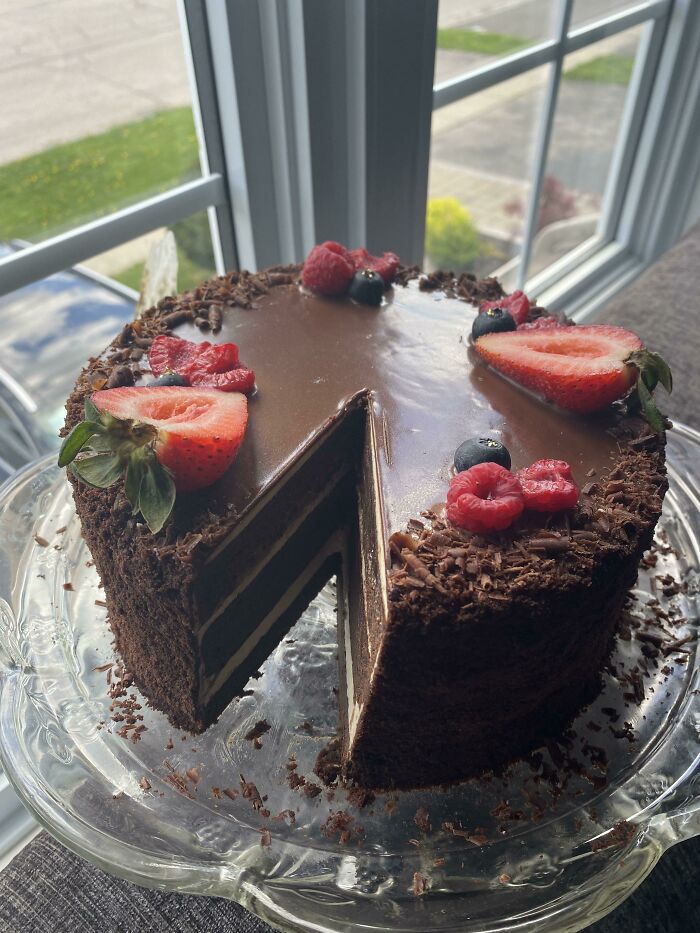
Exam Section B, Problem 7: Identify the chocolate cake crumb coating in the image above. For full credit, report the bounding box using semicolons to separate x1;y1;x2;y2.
63;265;667;788
344;435;666;789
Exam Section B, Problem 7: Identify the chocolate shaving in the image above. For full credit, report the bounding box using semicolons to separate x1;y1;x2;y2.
162;309;194;329
244;719;271;742
106;365;135;389
239;774;265;811
414;806;431;833
412;872;430;896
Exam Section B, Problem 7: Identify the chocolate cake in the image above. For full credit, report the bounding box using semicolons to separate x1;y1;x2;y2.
63;266;667;789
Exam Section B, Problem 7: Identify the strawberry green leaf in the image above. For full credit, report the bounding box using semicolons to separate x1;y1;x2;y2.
646;350;673;394
58;421;102;467
70;453;124;488
88;433;122;454
137;452;175;534
636;376;665;433
84;397;101;423
124;455;146;514
626;349;673;395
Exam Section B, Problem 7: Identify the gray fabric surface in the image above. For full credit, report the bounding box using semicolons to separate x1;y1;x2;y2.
2;226;700;931
593;220;700;429
0;829;698;932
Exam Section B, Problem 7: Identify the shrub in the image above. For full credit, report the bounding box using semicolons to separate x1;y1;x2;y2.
424;197;482;271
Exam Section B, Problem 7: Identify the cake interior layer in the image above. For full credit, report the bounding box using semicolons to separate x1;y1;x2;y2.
195;402;370;718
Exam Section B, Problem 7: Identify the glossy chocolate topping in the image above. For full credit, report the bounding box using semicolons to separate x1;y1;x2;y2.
168;280;623;536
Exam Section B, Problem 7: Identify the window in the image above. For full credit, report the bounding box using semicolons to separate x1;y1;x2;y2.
429;0;696;311
1;0;700;856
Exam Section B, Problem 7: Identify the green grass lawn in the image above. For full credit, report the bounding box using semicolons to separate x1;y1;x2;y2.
563;54;634;86
437;28;530;56
0;107;199;242
0;106;218;292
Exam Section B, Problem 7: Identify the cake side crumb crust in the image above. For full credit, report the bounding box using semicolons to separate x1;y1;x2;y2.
344;435;667;789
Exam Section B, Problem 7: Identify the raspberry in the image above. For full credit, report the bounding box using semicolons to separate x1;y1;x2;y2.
349;248;400;285
480;290;530;326
446;462;524;533
302;241;354;295
517;459;579;512
518;317;566;331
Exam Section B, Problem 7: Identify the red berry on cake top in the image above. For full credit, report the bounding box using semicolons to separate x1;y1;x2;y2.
302;241;355;295
302;242;400;296
517;459;579;512
348;247;400;286
474;324;672;425
480;290;530;326
149;335;255;393
447;462;524;533
58;387;248;532
518;316;564;331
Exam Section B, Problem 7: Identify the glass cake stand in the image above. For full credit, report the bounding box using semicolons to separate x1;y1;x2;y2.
0;426;699;933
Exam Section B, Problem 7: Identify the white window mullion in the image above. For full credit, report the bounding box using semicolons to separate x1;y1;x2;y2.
433;1;670;113
364;0;438;264
345;0;367;250
517;0;575;289
0;177;225;299
620;1;700;262
258;0;316;262
179;0;239;274
305;0;437;264
597;15;671;244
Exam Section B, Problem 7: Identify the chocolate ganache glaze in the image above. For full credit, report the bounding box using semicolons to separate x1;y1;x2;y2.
64;267;667;788
161;282;623;530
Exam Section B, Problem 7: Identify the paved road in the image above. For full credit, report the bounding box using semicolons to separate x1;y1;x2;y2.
1;0;191;163
431;80;628;195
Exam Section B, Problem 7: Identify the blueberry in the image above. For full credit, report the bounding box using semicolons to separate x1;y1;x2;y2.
471;307;516;340
454;437;512;473
348;269;384;306
153;372;188;387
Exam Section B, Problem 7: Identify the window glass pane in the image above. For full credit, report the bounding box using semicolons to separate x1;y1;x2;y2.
0;215;216;468
1;1;200;246
426;67;548;286
571;1;643;31
82;211;218;296
435;1;556;84
526;27;643;279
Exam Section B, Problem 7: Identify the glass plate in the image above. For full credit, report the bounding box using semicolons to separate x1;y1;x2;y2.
1;426;699;933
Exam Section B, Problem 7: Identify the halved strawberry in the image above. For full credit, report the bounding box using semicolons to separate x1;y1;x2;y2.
474;325;645;414
480;291;530;326
58;388;248;533
93;387;247;492
149;335;255;393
